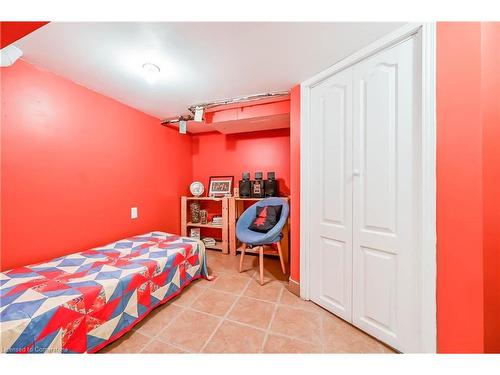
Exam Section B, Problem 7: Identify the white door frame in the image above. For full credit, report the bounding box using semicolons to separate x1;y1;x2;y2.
300;22;436;353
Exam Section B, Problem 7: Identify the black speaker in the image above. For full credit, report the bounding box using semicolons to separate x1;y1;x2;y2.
251;171;265;198
239;172;251;198
265;172;278;197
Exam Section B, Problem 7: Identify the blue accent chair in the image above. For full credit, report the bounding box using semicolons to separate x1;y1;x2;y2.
236;197;289;285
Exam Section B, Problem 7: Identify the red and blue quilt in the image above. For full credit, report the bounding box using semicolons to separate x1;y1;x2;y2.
0;231;209;353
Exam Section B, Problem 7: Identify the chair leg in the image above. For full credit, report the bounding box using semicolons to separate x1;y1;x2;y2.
239;243;247;273
276;241;286;274
259;246;264;285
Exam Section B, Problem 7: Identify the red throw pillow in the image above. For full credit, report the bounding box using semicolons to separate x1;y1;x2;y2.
248;205;283;233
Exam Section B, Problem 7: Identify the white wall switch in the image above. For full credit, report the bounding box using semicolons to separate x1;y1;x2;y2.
131;207;138;219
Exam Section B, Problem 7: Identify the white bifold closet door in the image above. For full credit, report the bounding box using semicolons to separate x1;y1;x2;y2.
309;35;421;352
309;67;354;322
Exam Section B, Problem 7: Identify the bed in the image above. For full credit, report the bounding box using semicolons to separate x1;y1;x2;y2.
0;231;209;353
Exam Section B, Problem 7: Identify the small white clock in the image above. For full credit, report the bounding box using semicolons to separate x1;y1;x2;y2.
190;181;205;197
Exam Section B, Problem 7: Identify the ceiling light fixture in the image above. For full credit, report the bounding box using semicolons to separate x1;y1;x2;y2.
142;63;160;84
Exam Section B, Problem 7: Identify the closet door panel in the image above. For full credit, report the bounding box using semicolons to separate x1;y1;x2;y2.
309;67;353;321
362;63;397;234
319;238;347;307
361;246;396;328
352;36;420;352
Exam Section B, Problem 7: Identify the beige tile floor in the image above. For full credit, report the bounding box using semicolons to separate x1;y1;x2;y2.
99;250;396;354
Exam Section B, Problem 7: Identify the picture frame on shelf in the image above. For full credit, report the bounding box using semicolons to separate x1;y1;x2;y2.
208;176;234;197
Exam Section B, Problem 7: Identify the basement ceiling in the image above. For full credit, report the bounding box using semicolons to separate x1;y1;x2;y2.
15;22;405;119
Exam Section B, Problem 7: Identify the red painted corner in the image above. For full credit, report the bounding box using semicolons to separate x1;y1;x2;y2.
0;22;49;49
480;22;500;354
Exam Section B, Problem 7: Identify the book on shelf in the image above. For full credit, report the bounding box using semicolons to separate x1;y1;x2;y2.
202;237;217;246
211;215;223;225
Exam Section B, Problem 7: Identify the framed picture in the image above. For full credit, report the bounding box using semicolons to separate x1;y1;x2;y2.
208;176;234;197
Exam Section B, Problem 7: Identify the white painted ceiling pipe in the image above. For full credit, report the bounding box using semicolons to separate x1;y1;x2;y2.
0;45;23;67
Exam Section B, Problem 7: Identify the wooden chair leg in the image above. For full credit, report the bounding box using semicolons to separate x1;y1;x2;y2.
239;243;247;273
259;246;264;285
276;241;286;274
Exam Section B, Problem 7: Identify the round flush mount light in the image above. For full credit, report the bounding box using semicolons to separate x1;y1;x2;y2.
142;63;160;84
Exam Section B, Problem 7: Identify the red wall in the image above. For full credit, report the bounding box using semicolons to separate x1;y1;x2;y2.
480;22;500;354
0;60;192;271
289;85;301;283
436;22;485;353
0;22;49;48
191;129;290;196
437;22;500;354
190;129;291;241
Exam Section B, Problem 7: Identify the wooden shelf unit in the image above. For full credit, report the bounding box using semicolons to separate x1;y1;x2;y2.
184;196;225;201
181;196;229;254
186;222;223;229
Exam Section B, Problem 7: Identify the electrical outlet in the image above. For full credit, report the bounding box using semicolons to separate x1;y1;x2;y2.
131;207;138;219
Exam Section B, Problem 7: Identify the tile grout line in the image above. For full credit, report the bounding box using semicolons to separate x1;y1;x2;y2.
195;266;322;353
134;291;326;352
319;307;326;353
139;336;191;354
147;337;194;354
185;304;322;348
154;284;220;353
172;291;390;354
139;263;257;353
198;270;255;353
138;279;218;353
122;254;333;353
197;272;255;352
132;313;323;354
140;282;325;352
138;292;202;353
260;285;284;353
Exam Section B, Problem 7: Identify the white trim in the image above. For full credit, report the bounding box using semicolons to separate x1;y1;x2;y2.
419;22;437;353
299;23;437;353
287;277;301;297
299;79;312;300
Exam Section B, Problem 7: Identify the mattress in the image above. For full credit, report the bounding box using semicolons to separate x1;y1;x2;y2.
0;231;209;353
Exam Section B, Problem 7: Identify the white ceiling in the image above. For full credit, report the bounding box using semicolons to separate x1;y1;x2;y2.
16;22;405;119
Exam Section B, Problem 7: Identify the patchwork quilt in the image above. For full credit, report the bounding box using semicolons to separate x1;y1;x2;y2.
0;231;209;353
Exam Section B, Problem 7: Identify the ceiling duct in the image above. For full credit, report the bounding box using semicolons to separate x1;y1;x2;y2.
161;114;194;125
0;45;23;67
186;90;289;114
161;90;289;129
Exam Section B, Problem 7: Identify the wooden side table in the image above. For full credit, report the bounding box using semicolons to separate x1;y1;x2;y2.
181;196;229;254
228;197;290;263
